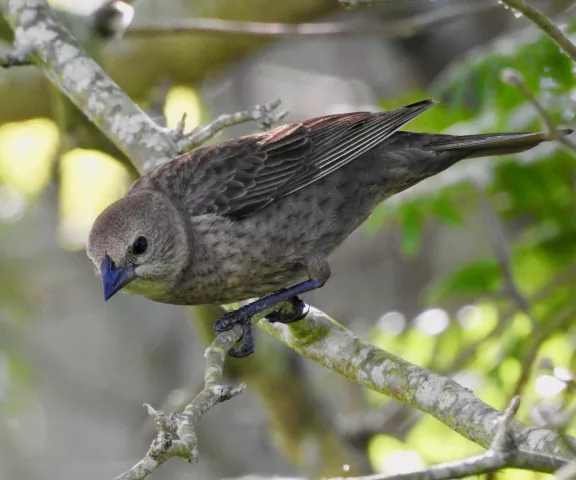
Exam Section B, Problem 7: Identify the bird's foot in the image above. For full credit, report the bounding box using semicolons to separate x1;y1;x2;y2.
213;307;255;358
266;296;309;324
214;306;252;332
228;323;255;358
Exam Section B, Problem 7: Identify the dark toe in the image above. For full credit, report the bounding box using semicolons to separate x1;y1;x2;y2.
227;323;255;358
214;308;251;332
267;296;309;324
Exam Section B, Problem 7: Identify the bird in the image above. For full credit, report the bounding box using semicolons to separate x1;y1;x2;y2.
86;99;572;357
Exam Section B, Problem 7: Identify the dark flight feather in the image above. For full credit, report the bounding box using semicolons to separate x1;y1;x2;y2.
133;100;436;218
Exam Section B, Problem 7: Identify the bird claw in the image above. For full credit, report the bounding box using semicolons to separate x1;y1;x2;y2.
213;308;255;357
214;307;251;332
228;323;255;358
213;294;310;358
266;296;309;324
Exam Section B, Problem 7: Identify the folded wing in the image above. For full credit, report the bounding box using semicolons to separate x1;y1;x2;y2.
133;100;436;218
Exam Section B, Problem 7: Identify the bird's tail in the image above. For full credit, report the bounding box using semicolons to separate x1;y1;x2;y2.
426;129;573;158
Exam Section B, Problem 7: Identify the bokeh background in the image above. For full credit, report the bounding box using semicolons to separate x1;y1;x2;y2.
1;0;576;478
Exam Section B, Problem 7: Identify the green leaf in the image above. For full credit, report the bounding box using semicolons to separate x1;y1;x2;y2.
426;259;502;304
432;19;576;118
397;203;424;257
429;195;463;227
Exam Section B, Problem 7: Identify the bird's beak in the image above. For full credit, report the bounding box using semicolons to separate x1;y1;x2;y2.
101;254;136;301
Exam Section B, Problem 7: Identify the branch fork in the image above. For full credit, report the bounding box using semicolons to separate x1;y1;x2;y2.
170;98;288;154
114;326;245;479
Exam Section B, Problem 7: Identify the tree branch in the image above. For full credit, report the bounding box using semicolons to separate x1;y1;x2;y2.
328;398;565;480
127;2;498;39
114;325;245;480
4;0;179;168
499;0;576;63
174;99;288;153
189;305;371;476
257;308;576;460
8;1;576;478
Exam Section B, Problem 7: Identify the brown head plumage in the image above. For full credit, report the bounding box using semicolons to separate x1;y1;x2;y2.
86;190;190;301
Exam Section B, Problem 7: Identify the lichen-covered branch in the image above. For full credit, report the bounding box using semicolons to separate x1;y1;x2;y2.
190;305;371;477
9;0;576;477
0;46;33;67
4;0;179;169
174;99;287;153
328;398;566;480
114;325;245;480
0;0;334;125
257;308;576;460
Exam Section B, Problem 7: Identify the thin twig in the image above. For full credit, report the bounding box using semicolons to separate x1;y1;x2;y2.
535;403;576;459
481;195;576;399
492;396;520;452
259;307;576;459
531;401;576;477
480;194;535;324
329;397;565;480
511;302;576;401
9;1;576;477
499;0;576;63
439;262;576;375
172;99;288;153
501;68;576;154
114;325;245;480
127;2;498;39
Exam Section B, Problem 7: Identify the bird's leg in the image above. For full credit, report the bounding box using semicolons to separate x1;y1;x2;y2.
214;252;330;357
214;278;326;333
215;280;324;357
266;295;309;324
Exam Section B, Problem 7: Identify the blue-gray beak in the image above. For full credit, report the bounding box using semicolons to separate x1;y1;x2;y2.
101;254;136;301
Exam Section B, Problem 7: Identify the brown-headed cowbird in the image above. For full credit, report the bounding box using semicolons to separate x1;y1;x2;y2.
86;99;571;356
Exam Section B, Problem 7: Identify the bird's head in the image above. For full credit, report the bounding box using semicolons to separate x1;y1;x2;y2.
86;190;189;301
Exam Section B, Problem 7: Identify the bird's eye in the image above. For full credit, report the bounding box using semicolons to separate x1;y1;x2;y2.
131;236;148;256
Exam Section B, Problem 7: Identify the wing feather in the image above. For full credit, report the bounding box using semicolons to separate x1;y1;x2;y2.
133;100;436;218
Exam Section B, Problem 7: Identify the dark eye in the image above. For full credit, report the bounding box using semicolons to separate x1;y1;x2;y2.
131;236;148;256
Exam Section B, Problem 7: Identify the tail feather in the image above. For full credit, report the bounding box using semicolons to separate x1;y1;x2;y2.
426;129;573;158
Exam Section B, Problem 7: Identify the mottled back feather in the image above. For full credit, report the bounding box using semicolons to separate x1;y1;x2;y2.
130;100;436;218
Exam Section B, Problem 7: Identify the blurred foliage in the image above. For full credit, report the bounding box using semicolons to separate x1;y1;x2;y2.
0;119;59;197
0;84;204;448
59;149;131;248
163;85;203;131
366;16;576;477
1;9;576;480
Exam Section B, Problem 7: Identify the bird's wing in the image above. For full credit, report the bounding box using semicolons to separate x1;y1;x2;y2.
135;100;435;218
